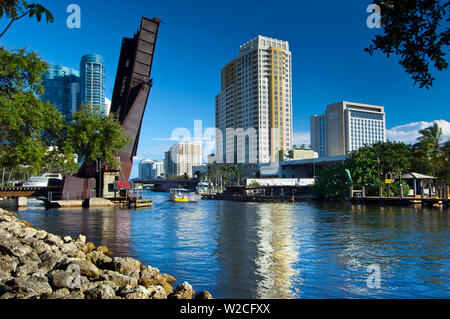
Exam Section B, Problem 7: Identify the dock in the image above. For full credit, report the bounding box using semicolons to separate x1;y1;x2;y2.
109;197;153;209
202;194;313;203
351;188;450;207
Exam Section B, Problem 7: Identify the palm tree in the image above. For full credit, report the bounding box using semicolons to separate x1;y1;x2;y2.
415;123;443;176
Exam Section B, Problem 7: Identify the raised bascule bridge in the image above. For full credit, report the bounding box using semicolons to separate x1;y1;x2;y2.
58;17;162;202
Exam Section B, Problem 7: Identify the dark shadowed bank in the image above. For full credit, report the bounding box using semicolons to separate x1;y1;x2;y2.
0;208;213;300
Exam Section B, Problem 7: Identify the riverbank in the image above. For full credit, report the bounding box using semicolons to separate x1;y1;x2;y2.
0;208;212;299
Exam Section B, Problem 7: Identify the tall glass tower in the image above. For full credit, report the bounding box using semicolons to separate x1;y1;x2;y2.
80;54;105;112
42;63;80;120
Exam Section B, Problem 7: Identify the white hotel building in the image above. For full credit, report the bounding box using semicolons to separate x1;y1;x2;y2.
311;101;386;157
215;35;293;164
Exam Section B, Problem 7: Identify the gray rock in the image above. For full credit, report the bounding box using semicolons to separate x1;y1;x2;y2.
195;290;214;299
15;261;39;277
62;291;85;299
139;266;166;288
45;234;63;246
20;227;37;239
148;285;167;299
41;288;70;299
123;285;151;299
77;234;86;245
118;285;135;296
59;243;79;256
18;250;41;265
169;282;195;299
86;251;112;269
35;230;48;240
13;274;53;295
9;242;33;258
32;241;52;256
56;258;102;280
110;257;141;278
39;251;65;272
48;270;73;289
102;270;138;289
0;291;18;299
85;284;116;299
0;256;19;279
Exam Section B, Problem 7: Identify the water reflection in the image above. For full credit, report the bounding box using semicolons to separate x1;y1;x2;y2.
10;197;450;299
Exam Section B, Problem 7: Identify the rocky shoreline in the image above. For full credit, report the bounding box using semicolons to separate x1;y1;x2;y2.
0;208;213;299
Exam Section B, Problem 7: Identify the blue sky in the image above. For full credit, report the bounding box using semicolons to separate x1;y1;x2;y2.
1;0;449;177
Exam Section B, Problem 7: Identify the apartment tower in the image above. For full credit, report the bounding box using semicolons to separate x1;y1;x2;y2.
41;63;80;120
216;36;293;164
164;142;202;178
80;54;106;111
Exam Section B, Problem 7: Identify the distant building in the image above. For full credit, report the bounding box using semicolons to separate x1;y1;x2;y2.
286;149;318;161
41;63;80;120
215;35;293;164
310;114;327;158
164;142;202;178
311;101;386;157
139;160;164;180
80;54;106;113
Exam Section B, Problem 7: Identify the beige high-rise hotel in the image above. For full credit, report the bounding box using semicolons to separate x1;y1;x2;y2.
215;36;293;164
311;101;386;157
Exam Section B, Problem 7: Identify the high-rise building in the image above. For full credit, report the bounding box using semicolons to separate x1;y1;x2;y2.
164;142;202;178
41;63;80;120
216;35;293;164
310;114;328;158
80;54;105;112
139;160;165;180
311;101;386;157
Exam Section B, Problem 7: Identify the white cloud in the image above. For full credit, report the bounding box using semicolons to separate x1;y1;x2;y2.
386;120;450;144
293;130;311;147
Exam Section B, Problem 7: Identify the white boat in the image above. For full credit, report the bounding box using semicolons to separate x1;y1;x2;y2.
23;173;63;187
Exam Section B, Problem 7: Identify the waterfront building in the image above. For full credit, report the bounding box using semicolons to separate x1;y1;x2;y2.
215;35;293;164
41;63;80;120
164;142;202;178
80;54;106;113
139;160;165;180
310;101;386;157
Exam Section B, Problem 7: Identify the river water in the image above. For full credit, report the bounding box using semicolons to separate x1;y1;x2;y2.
9;193;450;299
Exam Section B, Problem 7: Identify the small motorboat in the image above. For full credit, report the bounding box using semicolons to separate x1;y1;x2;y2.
170;188;189;202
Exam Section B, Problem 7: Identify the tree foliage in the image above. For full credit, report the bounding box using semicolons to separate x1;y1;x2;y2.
411;122;449;182
0;0;54;38
64;105;131;169
312;164;350;200
0;47;66;176
365;0;450;88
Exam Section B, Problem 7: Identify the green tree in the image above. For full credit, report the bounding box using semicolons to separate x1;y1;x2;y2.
312;164;350;200
64;105;131;170
365;0;450;88
439;140;450;183
0;0;54;38
0;47;66;178
412;123;449;183
344;141;411;196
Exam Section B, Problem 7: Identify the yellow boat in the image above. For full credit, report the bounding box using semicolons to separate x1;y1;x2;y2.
170;188;190;202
